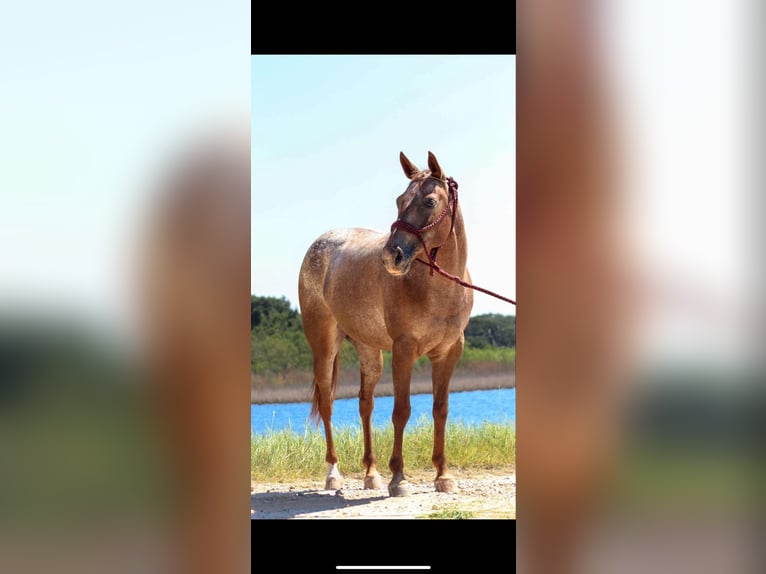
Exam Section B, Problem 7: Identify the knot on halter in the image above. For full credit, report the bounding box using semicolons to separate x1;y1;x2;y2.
390;176;459;276
388;176;515;304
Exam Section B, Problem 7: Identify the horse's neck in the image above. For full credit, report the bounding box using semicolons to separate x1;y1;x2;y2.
436;209;467;274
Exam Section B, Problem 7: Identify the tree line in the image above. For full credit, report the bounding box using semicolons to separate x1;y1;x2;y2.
251;295;515;375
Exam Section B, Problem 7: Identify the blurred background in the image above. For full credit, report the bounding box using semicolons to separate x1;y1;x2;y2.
0;0;763;572
0;1;249;573
517;1;763;573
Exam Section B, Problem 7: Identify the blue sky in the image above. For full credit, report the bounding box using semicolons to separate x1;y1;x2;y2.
0;2;749;367
251;55;516;316
0;0;248;331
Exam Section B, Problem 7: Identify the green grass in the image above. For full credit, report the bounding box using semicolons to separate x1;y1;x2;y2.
458;346;515;367
423;507;476;519
609;444;761;514
251;417;515;481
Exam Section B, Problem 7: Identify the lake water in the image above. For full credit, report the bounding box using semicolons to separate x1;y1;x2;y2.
251;387;515;435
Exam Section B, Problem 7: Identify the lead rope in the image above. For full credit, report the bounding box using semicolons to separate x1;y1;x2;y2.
393;176;517;306
416;256;517;305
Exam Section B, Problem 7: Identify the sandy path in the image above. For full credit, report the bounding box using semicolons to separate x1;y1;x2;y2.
250;469;515;519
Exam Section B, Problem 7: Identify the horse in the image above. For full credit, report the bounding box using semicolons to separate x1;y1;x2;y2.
298;151;473;497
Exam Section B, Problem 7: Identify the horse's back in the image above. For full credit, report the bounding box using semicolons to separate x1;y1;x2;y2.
300;227;383;287
299;228;391;349
298;229;346;303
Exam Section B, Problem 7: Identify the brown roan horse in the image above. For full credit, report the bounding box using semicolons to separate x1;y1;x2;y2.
298;151;473;497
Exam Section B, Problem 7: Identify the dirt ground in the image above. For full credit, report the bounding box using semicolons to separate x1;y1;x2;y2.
250;468;515;519
252;372;515;404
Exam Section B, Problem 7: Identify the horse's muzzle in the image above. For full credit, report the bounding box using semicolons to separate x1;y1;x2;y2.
382;242;414;276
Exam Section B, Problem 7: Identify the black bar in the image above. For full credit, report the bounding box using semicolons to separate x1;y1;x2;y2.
251;6;516;55
251;519;515;572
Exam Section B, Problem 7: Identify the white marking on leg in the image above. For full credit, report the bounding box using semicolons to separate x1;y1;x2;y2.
327;462;341;480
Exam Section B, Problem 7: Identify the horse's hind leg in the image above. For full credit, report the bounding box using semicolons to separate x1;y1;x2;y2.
305;312;345;490
319;351;343;490
353;342;384;490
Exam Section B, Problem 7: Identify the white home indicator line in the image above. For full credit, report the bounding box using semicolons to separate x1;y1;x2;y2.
336;567;431;571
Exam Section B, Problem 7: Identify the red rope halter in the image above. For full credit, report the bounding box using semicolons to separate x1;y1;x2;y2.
389;177;516;306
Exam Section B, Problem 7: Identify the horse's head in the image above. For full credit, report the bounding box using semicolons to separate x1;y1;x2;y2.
383;151;455;276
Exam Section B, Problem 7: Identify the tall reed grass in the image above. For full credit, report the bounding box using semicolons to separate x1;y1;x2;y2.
251;416;514;481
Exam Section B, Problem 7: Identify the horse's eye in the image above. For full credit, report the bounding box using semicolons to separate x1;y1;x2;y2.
424;198;437;208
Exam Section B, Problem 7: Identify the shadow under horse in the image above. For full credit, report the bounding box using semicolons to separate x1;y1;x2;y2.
298;151;473;497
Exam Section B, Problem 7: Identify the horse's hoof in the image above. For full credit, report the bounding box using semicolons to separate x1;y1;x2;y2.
325;476;343;490
388;481;411;497
435;477;458;493
364;474;384;490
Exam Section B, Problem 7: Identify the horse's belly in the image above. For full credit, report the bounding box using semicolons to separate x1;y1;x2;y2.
318;231;393;349
421;321;467;356
330;296;393;351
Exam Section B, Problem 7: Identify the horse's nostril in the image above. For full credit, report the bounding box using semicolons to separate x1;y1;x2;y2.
394;246;404;265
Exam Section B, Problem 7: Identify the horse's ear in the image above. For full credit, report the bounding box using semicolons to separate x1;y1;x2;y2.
427;151;444;180
399;152;419;179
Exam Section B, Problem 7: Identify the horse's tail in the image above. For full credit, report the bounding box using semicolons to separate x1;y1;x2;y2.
309;353;340;426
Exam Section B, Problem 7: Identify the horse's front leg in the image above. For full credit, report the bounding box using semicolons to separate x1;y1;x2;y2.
388;337;418;497
429;335;464;493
